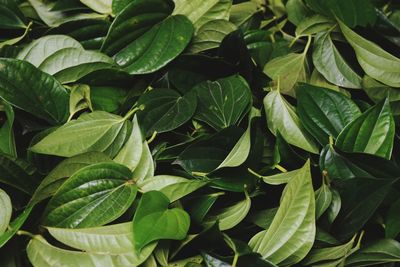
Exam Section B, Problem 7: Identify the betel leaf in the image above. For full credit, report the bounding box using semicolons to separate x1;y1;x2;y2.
249;161;315;265
30;111;131;158
312;31;362;88
136;88;197;137
114;15;194;74
385;198;400;238
336;98;395;160
46;223;156;266
203;192;251;231
38;47;114;84
80;0;112;14
295;15;335;36
173;0;232;30
0;205;33;248
31;152;112;204
68;84;93;120
286;0;313;26
132;141;154;183
102;0;174;55
43;162;137;228
264;90;319;154
188;19;237;53
296;83;361;145
315;180;332;220
345;239;400;266
0;188;12;234
132;191;190;251
0;0;27;29
0;100;16;156
17;35;83;67
194;75;252;131
339;21;400;88
0;58;69;124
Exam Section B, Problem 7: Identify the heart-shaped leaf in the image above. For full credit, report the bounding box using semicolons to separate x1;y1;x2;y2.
0;188;12;234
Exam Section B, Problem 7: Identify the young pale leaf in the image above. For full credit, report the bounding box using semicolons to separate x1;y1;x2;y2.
114;15;194;74
132;191;190;251
31;152;112;204
339;21;400;88
30;111;130;158
0;58;69;124
47;222;156;265
0;205;33;248
264;90;319;154
0;100;16;156
312;31;362;88
188;20;236;53
113;116;143;171
386;198;400;238
249;160;315;265
0;188;12;234
336;98;395;159
296;83;361;145
17;35;83;67
194;75;252;131
136;89;197;137
256;168;302;185
38;47;114;84
132;141;154;182
80;0;112;14
263;51;308;97
173;0;231;30
43;162;137;228
345;239;400;266
203;193;251;231
315;181;332;220
102;0;174;55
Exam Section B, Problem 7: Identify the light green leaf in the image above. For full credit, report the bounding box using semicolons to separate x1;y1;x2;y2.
138;175;188;192
68;84;93;120
38;48;114;84
263;90;319;154
0;100;16;157
295;15;335;36
313;31;362;88
194;75;252;131
256;168;302;185
249;160;315;265
0;58;70;124
132;141;154;182
229;1;262;28
43;162;137;228
315;181;332;220
114;15;193;74
80;0;112;14
0;188;12;234
0;205;33;248
204;192;251;231
132;191;190;251
17;35;82;67
173;0;232;30
30;111;131;158
47;222;156;265
339;20;400;88
336;98;395;159
188;19;236;53
31;152;112;204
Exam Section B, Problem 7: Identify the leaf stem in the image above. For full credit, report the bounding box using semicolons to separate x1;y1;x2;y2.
147;131;157;144
16;230;35;238
275;164;288;173
303;35;312;55
123;105;143;121
232;253;239;267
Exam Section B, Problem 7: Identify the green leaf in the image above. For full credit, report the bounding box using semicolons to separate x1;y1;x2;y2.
30;111;131;158
345;239;400;266
264;90;319;154
113;116;143;171
0;58;70;124
326;188;341;224
336;98;395;159
194;75;252;131
80;0;112;14
339;20;400;88
0;0;27;29
0;188;11;234
31;152;112;204
46;222;156;265
249;207;278;229
263;50;309;97
131;141;154;183
17;35;83;67
249;160;315;265
203;192;251;231
255;168;302;185
137;89;197;137
173;0;232;30
301;235;355;265
0;100;16;156
102;0;174;55
315;181;332;220
312;31;362;88
0;205;33;248
295;15;335;36
296;83;361;145
386;198;400;238
188;19;236;53
68;84;93;120
114;15;194;74
38;48;114;84
286;0;313;26
132;191;190;251
43;162;137;228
